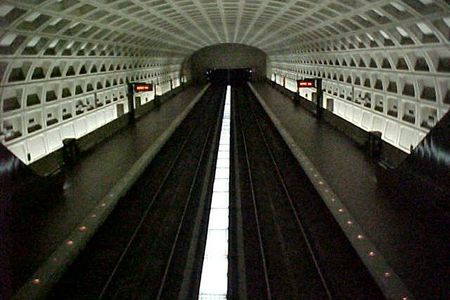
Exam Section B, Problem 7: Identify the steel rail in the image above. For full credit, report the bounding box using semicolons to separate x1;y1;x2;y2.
177;85;228;299
156;126;213;299
229;87;248;300
98;88;213;299
236;99;273;300
156;85;224;299
156;86;225;298
112;87;222;298
246;89;333;299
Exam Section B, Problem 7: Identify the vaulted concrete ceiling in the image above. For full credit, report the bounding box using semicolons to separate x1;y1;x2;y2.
1;0;448;57
0;0;449;164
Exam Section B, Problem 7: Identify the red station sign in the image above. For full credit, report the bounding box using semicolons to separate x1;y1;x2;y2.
297;79;316;88
133;83;153;93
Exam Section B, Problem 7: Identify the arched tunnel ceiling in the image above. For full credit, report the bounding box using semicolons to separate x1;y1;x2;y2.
0;0;449;57
0;0;449;163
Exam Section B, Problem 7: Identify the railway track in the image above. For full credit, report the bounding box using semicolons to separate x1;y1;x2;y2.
48;84;226;299
230;84;385;299
49;83;385;299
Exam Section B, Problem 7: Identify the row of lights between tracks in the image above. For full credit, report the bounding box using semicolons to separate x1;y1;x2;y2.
198;85;231;299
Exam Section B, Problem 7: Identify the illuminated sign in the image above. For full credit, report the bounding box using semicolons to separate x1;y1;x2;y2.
298;79;315;88
133;83;152;93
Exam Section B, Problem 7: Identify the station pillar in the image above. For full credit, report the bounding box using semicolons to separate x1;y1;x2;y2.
127;83;135;124
316;78;323;120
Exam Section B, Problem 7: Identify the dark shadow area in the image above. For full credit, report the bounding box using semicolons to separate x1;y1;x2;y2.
206;68;253;85
189;43;266;84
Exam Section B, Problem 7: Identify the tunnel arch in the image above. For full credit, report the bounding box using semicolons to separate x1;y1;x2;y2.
0;0;448;162
187;43;267;83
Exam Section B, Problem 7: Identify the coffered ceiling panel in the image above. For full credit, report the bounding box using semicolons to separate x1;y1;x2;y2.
0;0;446;58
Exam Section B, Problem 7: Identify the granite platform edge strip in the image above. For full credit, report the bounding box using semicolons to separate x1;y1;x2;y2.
248;82;413;300
13;84;211;300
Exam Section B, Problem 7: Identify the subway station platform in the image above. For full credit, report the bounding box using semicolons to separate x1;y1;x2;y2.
250;82;447;298
5;85;206;297
5;81;447;299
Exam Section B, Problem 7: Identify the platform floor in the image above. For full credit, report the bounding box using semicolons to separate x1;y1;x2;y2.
251;82;447;298
7;86;203;293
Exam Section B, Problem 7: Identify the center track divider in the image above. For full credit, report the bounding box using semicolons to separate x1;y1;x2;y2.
248;82;413;300
198;85;231;299
14;84;211;300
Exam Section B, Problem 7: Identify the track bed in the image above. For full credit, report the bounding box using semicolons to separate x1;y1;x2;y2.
229;84;384;299
48;85;226;299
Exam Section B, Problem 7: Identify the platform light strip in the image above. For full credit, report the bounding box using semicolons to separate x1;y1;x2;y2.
198;85;231;300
